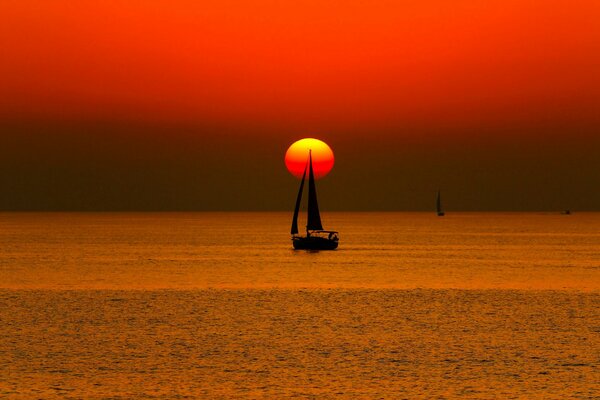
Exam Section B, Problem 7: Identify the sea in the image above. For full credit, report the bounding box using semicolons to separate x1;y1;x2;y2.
0;212;598;398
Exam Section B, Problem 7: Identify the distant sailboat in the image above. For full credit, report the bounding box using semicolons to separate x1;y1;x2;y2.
436;190;445;216
291;150;339;250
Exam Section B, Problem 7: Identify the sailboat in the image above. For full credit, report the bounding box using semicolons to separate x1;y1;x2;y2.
291;150;339;250
436;190;445;216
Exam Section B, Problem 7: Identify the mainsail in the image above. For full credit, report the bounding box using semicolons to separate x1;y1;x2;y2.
290;150;324;235
290;162;308;235
306;151;324;231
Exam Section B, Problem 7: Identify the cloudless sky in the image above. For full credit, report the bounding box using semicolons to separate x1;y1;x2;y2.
1;0;599;210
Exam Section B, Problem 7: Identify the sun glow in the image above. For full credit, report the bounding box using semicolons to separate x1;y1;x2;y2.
285;138;334;179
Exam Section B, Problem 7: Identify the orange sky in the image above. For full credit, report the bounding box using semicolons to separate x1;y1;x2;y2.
1;0;599;132
1;1;600;210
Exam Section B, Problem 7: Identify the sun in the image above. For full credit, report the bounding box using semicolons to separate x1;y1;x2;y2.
285;138;334;179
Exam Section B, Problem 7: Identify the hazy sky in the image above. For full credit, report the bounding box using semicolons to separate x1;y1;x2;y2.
1;0;599;211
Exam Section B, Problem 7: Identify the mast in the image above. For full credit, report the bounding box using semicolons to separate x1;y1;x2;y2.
306;150;324;232
436;190;443;214
291;161;308;235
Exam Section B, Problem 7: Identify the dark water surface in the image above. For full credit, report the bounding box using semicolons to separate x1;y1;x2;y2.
1;213;599;398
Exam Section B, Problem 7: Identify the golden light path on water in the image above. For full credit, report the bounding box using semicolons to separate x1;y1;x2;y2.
0;212;598;398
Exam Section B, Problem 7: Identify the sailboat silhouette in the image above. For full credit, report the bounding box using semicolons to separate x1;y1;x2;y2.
291;150;339;250
436;190;445;216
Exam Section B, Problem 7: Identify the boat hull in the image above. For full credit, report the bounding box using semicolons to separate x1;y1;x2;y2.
292;236;338;250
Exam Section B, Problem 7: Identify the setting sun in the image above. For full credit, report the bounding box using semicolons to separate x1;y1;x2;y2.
285;138;334;179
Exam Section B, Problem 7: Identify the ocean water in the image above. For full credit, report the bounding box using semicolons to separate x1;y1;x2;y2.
0;212;599;398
